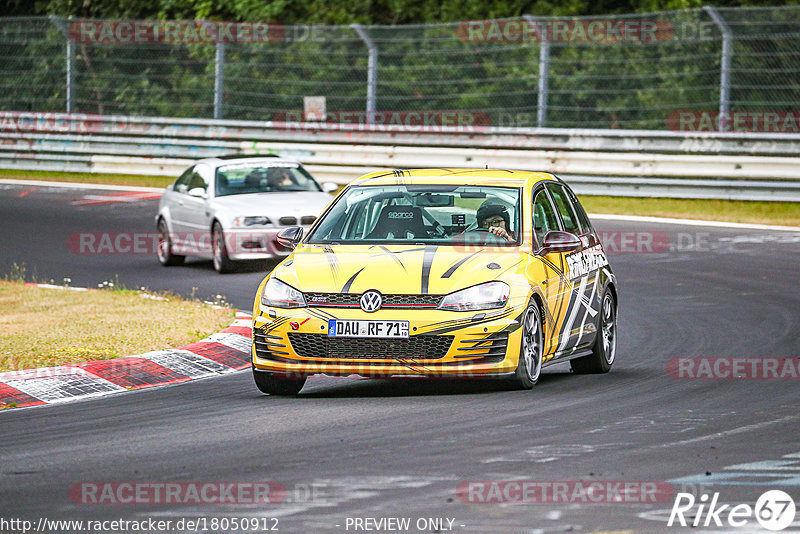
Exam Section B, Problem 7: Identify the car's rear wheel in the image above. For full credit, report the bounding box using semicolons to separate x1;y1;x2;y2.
510;301;543;389
571;289;616;374
212;221;235;274
157;218;184;266
253;369;306;396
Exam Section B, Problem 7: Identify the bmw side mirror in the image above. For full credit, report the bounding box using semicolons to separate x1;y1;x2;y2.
188;187;207;199
276;226;304;250
322;182;338;193
540;231;581;254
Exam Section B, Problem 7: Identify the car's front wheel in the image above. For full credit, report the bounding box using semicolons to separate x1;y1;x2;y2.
253;369;306;396
156;218;185;266
510;301;543;389
571;288;616;374
212;221;235;274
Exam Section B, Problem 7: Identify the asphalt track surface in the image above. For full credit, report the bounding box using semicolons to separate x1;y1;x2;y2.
1;183;799;533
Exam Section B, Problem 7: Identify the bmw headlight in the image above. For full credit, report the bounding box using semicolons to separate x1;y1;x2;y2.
438;281;509;312
233;216;271;227
261;278;306;308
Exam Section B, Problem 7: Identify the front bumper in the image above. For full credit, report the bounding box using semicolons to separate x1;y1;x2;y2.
251;303;526;378
225;228;292;260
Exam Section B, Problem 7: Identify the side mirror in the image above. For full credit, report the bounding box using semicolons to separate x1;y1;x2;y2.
322;182;339;193
540;230;581;254
276;226;304;250
188;187;207;199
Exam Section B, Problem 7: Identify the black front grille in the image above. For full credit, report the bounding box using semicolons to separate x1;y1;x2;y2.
279;216;298;225
300;215;316;225
288;333;453;360
455;331;509;362
305;293;441;308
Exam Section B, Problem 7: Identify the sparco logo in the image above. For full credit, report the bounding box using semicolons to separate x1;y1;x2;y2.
360;291;382;313
388;211;414;219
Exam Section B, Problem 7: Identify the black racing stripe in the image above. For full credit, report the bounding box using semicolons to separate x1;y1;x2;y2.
441;251;481;279
422;307;520;336
341;267;365;293
539;255;565;277
420;245;438;294
322;246;339;279
308;308;339;321
261;317;290;334
374;245;407;271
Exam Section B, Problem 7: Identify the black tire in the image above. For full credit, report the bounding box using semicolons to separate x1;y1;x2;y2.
212;221;236;274
510;301;543;389
571;289;617;374
156;218;185;266
253;369;306;396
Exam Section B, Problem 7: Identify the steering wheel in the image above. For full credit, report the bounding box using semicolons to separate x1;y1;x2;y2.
467;227;508;243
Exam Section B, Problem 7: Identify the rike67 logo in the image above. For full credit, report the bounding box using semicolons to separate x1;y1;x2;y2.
668;490;796;531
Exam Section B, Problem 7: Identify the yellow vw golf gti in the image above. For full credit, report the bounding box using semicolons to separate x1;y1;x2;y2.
252;169;618;395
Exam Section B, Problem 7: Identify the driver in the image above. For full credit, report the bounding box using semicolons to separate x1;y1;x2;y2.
267;168;294;189
477;200;514;241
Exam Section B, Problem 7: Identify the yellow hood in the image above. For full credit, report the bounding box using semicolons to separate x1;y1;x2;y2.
272;244;525;295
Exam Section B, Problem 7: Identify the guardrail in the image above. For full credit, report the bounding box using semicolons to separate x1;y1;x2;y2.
2;112;800;201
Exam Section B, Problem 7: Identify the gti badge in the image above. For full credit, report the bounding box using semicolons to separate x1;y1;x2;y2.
360;290;382;313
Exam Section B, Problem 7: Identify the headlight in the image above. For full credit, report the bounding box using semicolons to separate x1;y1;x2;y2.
233;216;271;227
438;281;509;312
261;278;306;308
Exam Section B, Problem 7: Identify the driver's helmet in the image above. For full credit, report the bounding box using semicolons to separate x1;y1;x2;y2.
476;200;510;229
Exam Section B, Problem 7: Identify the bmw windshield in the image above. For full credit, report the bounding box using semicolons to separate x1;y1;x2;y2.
306;184;521;245
215;163;322;197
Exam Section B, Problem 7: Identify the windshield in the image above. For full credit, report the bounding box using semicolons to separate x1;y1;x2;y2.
215;163;322;197
306;184;521;245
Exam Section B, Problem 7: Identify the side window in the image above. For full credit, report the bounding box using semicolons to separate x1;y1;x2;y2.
565;186;593;234
188;173;206;192
173;166;194;194
546;183;581;235
532;188;560;248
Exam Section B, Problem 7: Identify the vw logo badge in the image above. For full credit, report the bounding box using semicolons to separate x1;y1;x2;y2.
360;290;382;313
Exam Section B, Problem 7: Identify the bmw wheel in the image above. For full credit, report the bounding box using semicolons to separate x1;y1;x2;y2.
571;289;616;374
212;221;235;274
156;218;184;266
253;369;306;396
511;301;543;389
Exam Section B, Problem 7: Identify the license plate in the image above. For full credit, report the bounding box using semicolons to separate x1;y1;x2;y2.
327;319;409;338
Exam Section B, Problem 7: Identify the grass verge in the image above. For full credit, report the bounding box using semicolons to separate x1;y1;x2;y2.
2;168;799;227
0;168;174;189
0;280;235;374
580;195;800;227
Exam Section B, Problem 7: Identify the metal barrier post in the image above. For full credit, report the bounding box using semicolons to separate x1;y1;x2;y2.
703;6;733;130
524;15;549;128
214;41;225;120
66;37;75;113
351;24;378;124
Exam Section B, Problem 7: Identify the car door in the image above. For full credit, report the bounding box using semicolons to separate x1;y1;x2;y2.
182;164;214;247
163;166;195;241
545;182;599;354
529;185;574;358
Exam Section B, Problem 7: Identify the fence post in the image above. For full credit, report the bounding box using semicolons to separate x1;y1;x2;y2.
351;24;378;124
66;36;75;113
703;6;733;130
214;41;225;120
524;15;549;128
